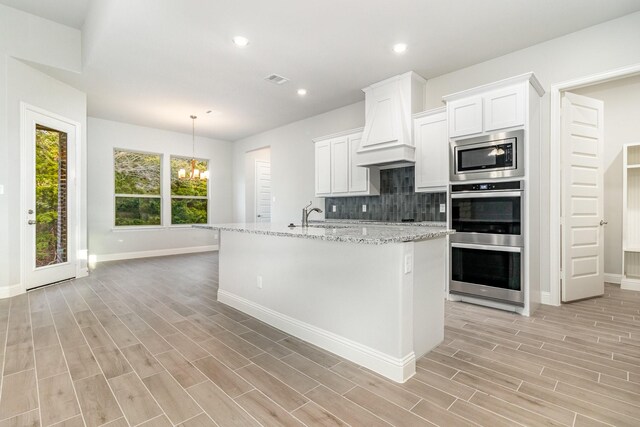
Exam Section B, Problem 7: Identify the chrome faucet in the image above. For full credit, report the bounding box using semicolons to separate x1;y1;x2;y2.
301;201;323;227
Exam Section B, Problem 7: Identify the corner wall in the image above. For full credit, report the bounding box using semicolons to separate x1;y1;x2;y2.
232;102;365;224
87;118;233;260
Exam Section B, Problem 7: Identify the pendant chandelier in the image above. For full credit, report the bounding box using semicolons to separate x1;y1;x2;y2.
178;114;209;180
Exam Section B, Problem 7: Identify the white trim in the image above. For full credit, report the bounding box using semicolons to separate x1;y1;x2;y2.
442;72;544;101
218;289;416;383
312;127;365;143
94;245;218;263
540;291;552;305
20;103;84;291
549;63;640;307
621;278;640;291
0;283;26;299
604;273;622;285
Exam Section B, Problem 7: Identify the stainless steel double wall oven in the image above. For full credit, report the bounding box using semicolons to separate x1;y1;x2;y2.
449;130;525;305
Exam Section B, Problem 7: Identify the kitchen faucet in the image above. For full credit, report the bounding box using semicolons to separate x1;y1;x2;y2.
301;201;323;227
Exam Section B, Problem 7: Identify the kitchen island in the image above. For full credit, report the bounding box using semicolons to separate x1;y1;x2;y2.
199;222;453;382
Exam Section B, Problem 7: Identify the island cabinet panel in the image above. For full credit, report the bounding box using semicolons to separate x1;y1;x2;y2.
314;130;379;197
315;140;331;196
414;108;448;192
330;136;349;194
216;229;447;383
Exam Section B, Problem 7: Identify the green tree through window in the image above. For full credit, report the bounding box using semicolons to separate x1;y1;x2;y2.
170;157;208;224
114;150;161;226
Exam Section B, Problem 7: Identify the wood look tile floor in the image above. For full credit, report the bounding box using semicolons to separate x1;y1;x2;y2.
0;253;639;426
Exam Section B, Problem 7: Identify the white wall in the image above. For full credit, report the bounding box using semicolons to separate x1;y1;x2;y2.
0;5;84;296
232;102;364;223
573;74;640;277
244;147;271;222
88;118;233;259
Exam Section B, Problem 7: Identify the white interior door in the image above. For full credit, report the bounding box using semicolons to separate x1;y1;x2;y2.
561;92;604;302
23;106;78;289
255;160;271;222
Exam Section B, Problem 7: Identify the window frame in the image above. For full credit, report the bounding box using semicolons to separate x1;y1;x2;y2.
169;155;210;226
113;148;163;228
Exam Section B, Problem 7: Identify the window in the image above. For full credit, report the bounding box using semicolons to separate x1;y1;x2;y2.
170;156;208;224
114;150;161;226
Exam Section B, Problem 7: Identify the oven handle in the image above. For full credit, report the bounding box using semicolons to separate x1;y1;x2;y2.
451;191;522;199
451;242;522;253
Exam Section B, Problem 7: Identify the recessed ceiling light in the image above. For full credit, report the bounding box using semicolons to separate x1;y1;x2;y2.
232;36;249;47
393;43;407;54
297;88;307;96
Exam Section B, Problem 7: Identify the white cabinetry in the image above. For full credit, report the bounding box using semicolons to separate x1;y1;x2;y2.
622;143;640;291
357;71;426;166
314;129;380;197
414;108;448;192
447;81;534;139
330;136;349;194
315;140;331;196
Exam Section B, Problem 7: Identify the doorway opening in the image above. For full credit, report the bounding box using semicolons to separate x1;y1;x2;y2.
244;147;271;223
554;71;640;303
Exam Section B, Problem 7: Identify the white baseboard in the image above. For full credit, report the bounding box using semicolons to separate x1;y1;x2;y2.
218;290;416;383
604;273;622;285
0;283;26;299
540;291;556;306
95;245;218;263
621;278;640;291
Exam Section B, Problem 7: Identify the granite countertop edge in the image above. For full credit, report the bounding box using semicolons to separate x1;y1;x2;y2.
193;223;454;245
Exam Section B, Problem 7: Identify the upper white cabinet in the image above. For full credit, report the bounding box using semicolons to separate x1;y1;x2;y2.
445;75;542;139
314;140;331;196
357;71;426;166
330;136;349;194
348;133;368;193
414;108;448;192
448;97;482;138
314;129;380;197
484;85;525;132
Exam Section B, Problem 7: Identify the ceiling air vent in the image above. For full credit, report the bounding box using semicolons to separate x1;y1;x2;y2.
264;74;289;85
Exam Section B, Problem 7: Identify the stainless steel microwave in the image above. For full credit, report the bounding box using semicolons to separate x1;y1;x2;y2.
450;130;524;181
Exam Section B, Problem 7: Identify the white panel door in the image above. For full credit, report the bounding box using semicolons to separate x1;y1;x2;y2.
315;140;331;195
562;92;604;302
348;133;368;193
255;160;271;223
23;107;78;289
331;137;349;194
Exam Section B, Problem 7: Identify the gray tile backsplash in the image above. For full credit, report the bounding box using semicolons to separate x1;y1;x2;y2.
325;166;447;222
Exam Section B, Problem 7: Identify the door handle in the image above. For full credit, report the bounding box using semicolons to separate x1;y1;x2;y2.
28;220;36;225
600;220;608;226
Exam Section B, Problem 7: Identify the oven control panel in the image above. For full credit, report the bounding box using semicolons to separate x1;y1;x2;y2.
451;180;523;193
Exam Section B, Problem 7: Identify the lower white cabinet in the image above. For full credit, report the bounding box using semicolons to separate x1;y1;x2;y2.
314;129;379;197
414;108;448;192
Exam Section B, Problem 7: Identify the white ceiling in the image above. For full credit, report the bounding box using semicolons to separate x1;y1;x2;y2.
4;0;640;141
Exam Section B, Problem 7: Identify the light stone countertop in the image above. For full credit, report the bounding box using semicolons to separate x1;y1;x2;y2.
194;222;453;245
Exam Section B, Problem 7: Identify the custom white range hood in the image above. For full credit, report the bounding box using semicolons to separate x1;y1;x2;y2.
356;71;427;167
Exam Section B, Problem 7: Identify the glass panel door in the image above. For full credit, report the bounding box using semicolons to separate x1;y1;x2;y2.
23;106;77;289
35;125;68;267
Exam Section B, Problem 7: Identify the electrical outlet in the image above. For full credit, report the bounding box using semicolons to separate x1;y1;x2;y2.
332;205;336;212
404;254;413;274
362;204;367;213
257;276;263;289
439;203;446;213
